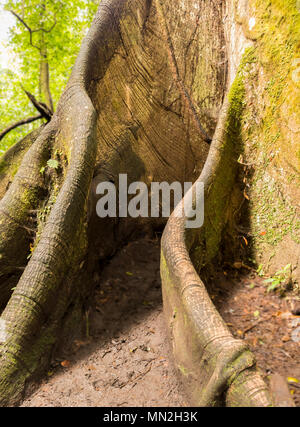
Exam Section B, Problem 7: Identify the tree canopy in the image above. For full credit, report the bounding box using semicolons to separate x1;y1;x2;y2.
0;0;98;153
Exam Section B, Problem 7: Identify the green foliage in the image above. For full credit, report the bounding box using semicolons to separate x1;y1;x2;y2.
256;263;264;277
0;66;38;153
46;158;59;169
0;0;98;153
263;264;293;293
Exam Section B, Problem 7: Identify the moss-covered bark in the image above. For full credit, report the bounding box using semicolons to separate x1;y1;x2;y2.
227;0;300;280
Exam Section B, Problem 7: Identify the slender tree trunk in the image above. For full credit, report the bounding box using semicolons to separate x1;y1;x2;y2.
39;47;53;112
39;21;53;112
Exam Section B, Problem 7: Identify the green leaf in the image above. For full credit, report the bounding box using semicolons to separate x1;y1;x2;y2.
47;159;59;169
263;278;274;283
257;264;264;276
267;283;279;292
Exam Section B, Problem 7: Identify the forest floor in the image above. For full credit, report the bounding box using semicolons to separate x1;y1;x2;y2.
214;269;300;407
21;238;300;407
21;238;186;407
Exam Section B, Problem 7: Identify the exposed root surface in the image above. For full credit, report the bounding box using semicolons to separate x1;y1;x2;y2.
21;238;186;407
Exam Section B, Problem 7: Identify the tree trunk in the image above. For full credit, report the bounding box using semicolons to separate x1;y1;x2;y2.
39;20;54;112
0;0;298;406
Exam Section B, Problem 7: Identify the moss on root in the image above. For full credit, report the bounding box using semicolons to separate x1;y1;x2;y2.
232;0;300;277
0;128;43;199
189;48;256;270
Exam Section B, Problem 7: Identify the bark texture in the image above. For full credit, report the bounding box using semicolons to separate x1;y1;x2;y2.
0;0;297;406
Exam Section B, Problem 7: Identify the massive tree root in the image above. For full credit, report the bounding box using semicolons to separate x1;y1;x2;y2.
0;0;273;406
161;99;271;406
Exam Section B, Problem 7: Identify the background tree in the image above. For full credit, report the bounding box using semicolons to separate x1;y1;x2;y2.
0;0;98;153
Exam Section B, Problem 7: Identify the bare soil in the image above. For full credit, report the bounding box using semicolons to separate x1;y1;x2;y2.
21;238;299;407
213;270;300;406
21;238;186;407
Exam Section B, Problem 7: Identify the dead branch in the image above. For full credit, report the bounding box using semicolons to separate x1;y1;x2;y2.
22;87;53;119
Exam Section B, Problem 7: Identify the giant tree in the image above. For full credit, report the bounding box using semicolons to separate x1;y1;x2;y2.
0;0;299;406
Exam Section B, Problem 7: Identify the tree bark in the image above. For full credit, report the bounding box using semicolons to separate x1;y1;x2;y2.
39;37;53;112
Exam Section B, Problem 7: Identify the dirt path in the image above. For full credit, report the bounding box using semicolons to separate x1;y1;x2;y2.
21;238;299;407
21;238;186;407
213;270;300;406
